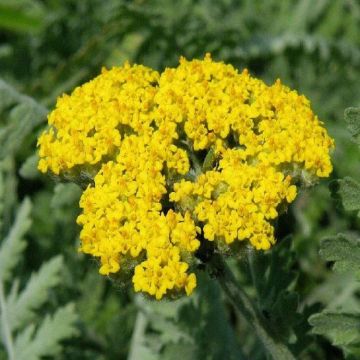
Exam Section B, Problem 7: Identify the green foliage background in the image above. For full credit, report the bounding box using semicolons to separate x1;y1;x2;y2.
0;0;359;359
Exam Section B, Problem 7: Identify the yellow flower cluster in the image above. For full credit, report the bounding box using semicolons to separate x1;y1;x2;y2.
171;154;297;250
38;54;334;299
38;64;160;174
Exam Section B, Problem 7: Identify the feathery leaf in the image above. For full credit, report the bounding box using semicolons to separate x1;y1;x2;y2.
0;198;31;283
7;255;64;332
13;303;78;360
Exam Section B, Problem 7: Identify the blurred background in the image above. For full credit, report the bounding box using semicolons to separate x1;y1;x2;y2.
0;0;359;359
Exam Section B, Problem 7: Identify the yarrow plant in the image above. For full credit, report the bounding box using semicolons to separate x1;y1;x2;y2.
37;54;334;301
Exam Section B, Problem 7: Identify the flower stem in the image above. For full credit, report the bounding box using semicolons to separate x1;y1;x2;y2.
127;308;148;360
208;252;296;360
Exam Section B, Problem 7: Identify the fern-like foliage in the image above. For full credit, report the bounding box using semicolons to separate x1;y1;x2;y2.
0;79;47;160
309;108;360;359
127;273;245;360
309;234;360;359
0;164;78;360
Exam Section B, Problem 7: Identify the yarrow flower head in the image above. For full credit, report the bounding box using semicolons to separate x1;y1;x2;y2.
37;54;334;300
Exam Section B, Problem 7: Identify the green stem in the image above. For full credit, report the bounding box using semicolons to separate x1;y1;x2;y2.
208;252;296;360
127;309;148;360
188;151;202;176
0;280;15;360
247;248;260;298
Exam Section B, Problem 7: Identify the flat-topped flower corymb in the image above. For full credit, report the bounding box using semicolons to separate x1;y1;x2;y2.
38;54;334;300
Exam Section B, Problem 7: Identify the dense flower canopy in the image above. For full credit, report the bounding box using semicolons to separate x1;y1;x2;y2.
38;54;334;300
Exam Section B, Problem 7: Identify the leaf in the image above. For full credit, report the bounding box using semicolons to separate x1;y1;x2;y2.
128;295;193;360
182;274;245;360
0;163;4;234
19;154;40;180
127;311;158;360
0;158;18;233
344;107;360;145
309;312;360;348
243;237;319;354
0;195;76;360
0;79;47;160
0;103;45;159
7;255;64;332
309;234;360;358
0;198;31;283
13;303;78;360
0;4;43;33
248;238;298;318
320;234;360;279
305;272;360;312
133;273;245;360
332;177;360;216
270;290;300;337
161;341;197;360
51;183;82;209
76;271;106;325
